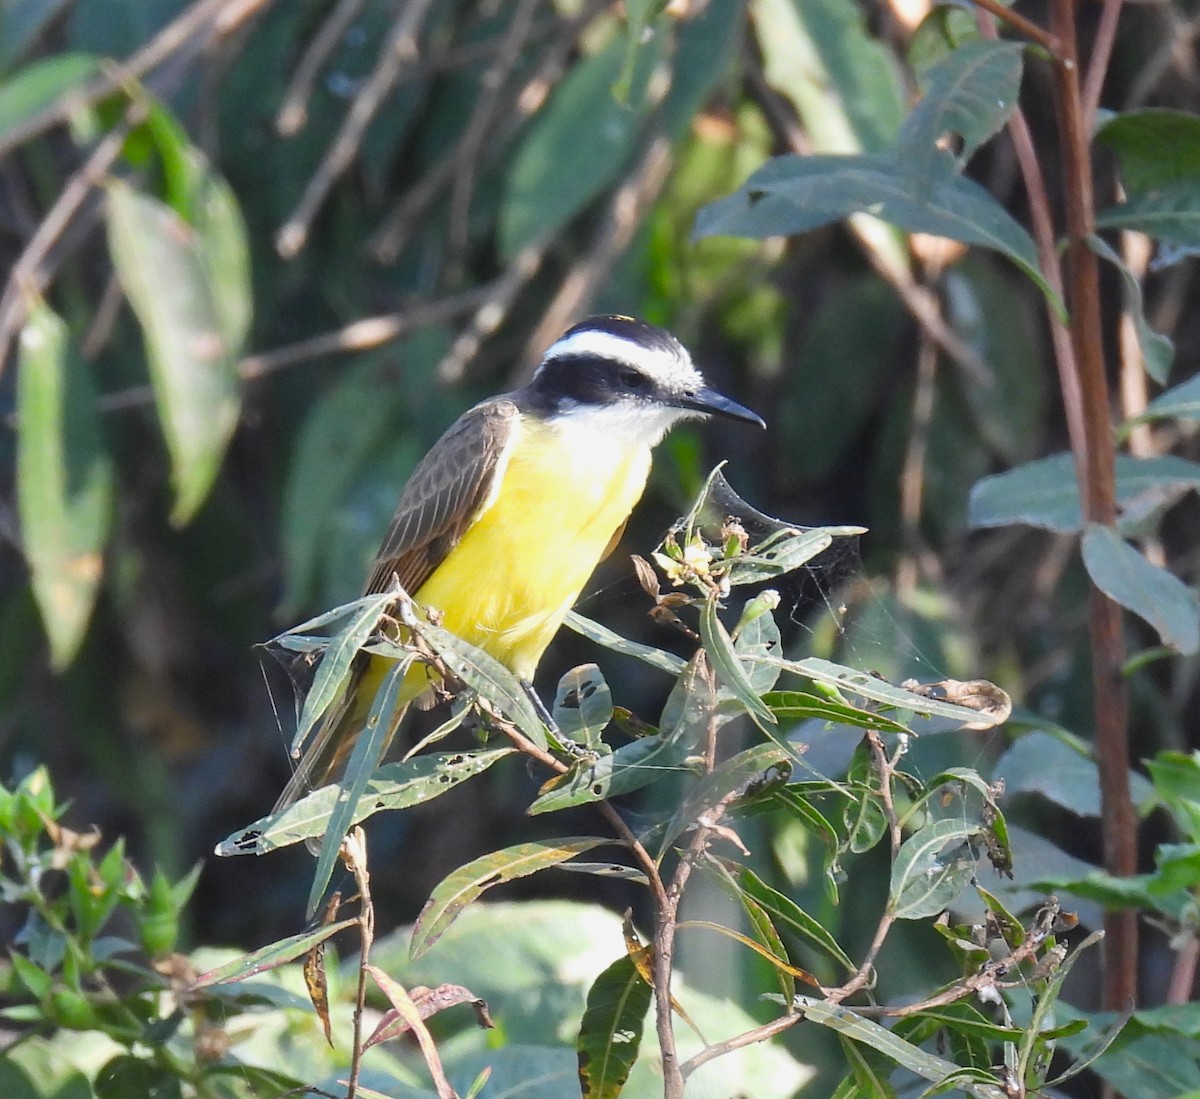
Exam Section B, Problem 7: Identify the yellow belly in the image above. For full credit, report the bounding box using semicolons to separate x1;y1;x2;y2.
413;416;652;678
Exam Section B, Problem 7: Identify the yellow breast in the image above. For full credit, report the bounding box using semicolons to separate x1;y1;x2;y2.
414;414;652;678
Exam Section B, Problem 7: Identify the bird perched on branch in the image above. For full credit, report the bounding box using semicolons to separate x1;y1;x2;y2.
275;314;763;813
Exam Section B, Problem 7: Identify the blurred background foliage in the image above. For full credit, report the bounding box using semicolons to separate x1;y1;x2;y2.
2;0;1200;1092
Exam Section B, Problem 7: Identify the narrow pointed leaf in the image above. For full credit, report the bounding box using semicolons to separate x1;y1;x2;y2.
411;837;611;958
1095;181;1200;247
565;611;686;675
416;618;548;748
700;597;776;725
1141;372;1200;424
900;39;1024;173
528;734;689;814
577;954;652;1099
724;861;855;972
763;689;908;733
792;996;1008;1098
217;749;513;855
17;299;113;669
1082;523;1200;655
695;152;1059;311
190;918;358;988
291;591;395;755
308;655;414;916
758;655;1002;726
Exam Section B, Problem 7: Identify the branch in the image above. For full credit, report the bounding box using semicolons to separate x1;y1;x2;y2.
0;0;269;158
1048;0;1137;1012
275;0;437;258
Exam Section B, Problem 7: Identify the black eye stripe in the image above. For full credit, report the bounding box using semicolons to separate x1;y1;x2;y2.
531;354;659;411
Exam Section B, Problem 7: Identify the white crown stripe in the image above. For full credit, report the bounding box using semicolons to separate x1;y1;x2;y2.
537;329;698;382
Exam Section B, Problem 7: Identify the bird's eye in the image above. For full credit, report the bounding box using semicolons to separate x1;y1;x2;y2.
619;368;647;390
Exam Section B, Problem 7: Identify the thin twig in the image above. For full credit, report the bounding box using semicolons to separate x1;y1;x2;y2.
1082;0;1126;124
970;0;1061;53
445;0;542;276
368;0;605;264
344;828;374;1099
0;0;269;159
95;285;496;413
0;105;145;378
276;0;437;258
517;133;675;383
276;0;368;135
435;242;547;384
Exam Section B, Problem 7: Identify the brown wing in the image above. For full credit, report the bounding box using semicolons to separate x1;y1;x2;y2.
363;398;520;597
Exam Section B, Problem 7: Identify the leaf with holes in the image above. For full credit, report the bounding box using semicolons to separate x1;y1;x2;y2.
553;664;613;749
890;818;983;920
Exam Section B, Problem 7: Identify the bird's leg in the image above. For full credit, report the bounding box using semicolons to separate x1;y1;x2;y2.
521;678;592;761
521;678;560;736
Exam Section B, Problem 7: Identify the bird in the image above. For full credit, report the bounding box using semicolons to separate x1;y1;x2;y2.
274;313;764;814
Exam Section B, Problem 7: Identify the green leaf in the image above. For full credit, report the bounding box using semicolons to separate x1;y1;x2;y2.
969;453;1200;532
414;617;549;749
527;730;689;815
1146;751;1200;841
700;597;776;725
16;299;113;670
1139;372;1200;424
1081;523;1200;655
1087;235;1174;384
659;743;793;854
500;29;663;259
761;655;1003;726
753;0;907;154
724;861;855;972
410;837;612;959
792;996;1008;1099
190;917;358;987
280;360;408;613
308;654;415;917
1096;110;1200;194
576;954;652;1099
726;526;865;585
105;179;244;525
614;0;666;102
0;53;97;137
943;260;1048;462
763;689;909;733
694;152;1060;311
289;591;395;756
217;749;514;855
889;817;982;919
1095;180;1200;248
553;665;613;750
899;39;1024;173
995;730;1155;817
565;611;686;675
95;1056;180;1099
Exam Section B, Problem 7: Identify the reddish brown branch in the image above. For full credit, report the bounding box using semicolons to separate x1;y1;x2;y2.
1048;0;1137;1011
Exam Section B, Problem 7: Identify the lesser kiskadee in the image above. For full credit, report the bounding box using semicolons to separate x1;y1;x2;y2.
275;314;763;811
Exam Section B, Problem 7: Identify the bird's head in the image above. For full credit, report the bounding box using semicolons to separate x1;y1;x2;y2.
529;314;765;445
